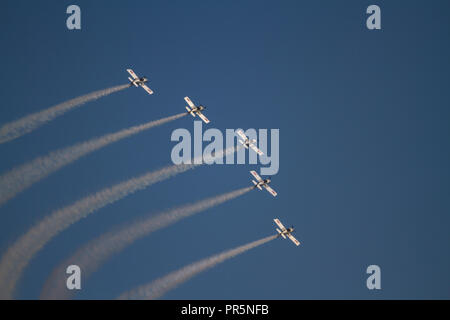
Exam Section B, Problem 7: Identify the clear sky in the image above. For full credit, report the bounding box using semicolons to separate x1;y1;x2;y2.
0;0;449;299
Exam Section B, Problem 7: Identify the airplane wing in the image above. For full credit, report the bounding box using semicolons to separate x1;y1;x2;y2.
127;69;138;80
249;143;264;156
287;234;301;246
140;84;154;95
250;170;263;182
264;185;278;197
236;129;248;141
273;218;287;232
184;96;195;108
197;111;210;124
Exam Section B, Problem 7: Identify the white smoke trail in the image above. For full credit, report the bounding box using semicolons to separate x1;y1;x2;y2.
40;186;253;299
0;84;130;144
118;235;277;300
0;146;238;299
0;113;187;206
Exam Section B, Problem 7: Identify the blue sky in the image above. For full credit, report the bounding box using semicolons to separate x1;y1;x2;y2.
0;0;449;299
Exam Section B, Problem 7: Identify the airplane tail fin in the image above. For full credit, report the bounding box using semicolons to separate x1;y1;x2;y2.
128;77;138;87
238;140;249;148
252;180;262;190
185;106;196;116
276;228;287;239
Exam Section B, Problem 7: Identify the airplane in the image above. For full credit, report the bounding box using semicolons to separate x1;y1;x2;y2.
236;130;264;156
126;69;154;95
184;96;210;124
274;218;300;246
250;170;277;197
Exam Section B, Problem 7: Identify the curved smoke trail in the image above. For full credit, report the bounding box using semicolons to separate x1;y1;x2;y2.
0;113;187;206
118;235;277;300
0;84;130;144
40;186;253;299
0;146;238;299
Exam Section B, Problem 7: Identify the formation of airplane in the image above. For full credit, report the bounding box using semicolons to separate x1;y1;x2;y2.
125;68;300;249
126;69;153;95
250;170;277;197
236;129;264;156
249;172;300;248
184;96;210;124
274;218;300;246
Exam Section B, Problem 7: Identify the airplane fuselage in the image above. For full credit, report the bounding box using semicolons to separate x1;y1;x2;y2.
187;105;205;115
277;228;294;237
254;179;270;189
130;77;147;86
241;138;257;151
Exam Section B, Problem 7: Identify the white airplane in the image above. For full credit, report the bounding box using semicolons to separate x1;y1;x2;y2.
126;69;153;95
236;130;264;156
250;170;277;197
184;96;210;124
274;218;300;246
